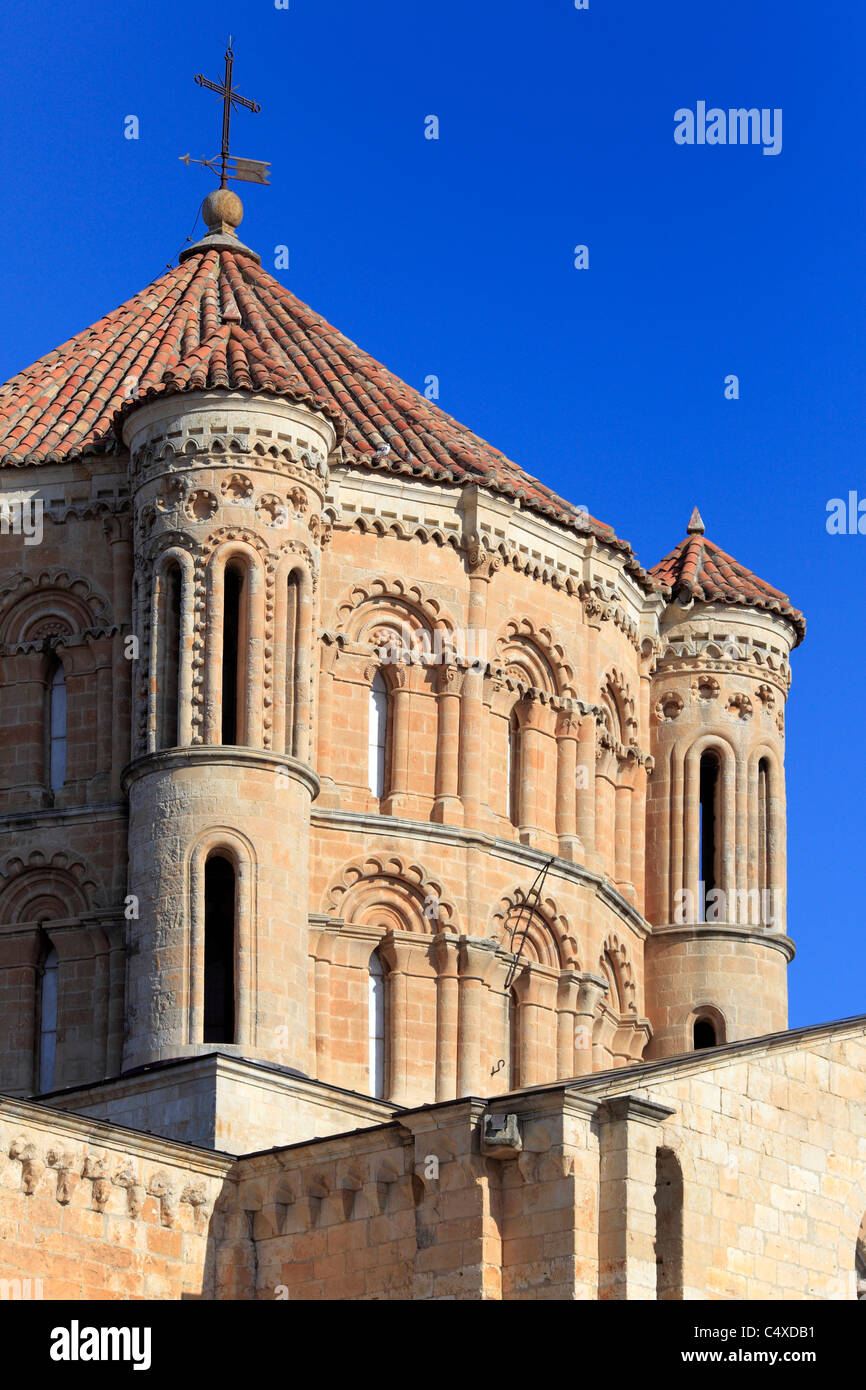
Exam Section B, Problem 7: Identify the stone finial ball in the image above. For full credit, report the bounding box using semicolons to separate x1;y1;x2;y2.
202;188;244;232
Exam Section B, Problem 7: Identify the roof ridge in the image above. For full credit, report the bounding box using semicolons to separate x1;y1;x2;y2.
0;242;654;589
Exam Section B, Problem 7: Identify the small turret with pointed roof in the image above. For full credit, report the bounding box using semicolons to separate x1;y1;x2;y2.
651;509;804;644
643;505;801;1059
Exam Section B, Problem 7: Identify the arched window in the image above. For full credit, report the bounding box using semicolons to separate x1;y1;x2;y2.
221;563;246;745
654;1148;684;1300
699;751;720;920
47;660;66;791
757;757;770;911
508;988;520;1088
285;570;300;755
856;1215;866;1301
37;942;59;1091
203;855;236;1044
693;1016;717;1049
368;671;388;800
368;949;387;1098
507;710;521;826
157;562;182;749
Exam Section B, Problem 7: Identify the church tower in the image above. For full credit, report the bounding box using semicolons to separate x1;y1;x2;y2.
643;508;804;1056
0;70;807;1154
121;190;330;1074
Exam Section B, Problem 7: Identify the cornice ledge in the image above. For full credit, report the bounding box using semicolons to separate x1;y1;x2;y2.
121;746;320;799
597;1094;677;1126
310;808;650;937
0;1094;234;1173
648;921;796;963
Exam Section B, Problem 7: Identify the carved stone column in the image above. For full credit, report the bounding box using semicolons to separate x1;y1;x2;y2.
315;635;341;808
614;756;636;902
630;760;648;916
382;665;421;817
576;713;598;865
555;970;581;1079
555;710;582;861
433;932;460;1099
432;664;463;825
512;963;558;1087
573;972;608;1076
595;743;618;882
379;932;410;1105
456;936;498;1096
459;551;498;829
310;921;339;1081
86;634;115;800
516;695;550;848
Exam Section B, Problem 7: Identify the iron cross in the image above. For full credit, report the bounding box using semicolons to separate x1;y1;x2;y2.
194;42;262;188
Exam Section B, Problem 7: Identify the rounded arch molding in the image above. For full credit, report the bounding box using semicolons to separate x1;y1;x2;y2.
333;578;458;647
0;849;104;923
599;667;638;745
494;618;576;699
322;854;459;935
599;932;638;1015
0;568;114;644
188;824;259;873
489;887;579;970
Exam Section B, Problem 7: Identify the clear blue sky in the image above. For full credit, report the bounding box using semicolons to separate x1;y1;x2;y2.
1;0;863;1028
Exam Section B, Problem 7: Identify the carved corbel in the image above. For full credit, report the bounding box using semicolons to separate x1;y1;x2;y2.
82;1155;112;1211
46;1148;79;1206
113;1161;146;1218
147;1170;179;1228
9;1137;45;1196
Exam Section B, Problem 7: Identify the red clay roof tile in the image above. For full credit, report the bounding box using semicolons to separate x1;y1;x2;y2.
0;244;656;584
650;527;805;644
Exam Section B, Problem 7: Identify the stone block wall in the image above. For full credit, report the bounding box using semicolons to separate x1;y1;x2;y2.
0;1096;231;1300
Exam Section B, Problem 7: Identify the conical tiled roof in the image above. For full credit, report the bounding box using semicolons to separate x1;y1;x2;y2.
651;516;805;644
0;232;654;587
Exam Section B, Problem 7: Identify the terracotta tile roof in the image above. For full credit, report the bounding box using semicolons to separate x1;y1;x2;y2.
0;243;655;588
650;510;805;644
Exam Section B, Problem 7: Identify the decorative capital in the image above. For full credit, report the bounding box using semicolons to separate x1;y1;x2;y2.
466;546;502;581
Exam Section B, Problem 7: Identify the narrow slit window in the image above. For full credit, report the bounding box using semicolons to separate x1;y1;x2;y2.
368;950;386;1098
158;563;182;749
699;751;720;920
204;855;236;1044
507;711;520;826
221;565;243;745
47;661;66;791
368;671;388;799
508;988;520;1089
37;944;59;1091
285;571;300;755
758;757;770;906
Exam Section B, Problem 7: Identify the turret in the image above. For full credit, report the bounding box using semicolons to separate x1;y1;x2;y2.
644;509;804;1056
121;191;332;1073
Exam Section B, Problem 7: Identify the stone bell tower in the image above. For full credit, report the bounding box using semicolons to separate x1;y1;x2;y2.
121;190;332;1075
644;508;803;1057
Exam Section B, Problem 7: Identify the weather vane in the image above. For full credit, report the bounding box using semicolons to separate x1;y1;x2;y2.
179;40;270;188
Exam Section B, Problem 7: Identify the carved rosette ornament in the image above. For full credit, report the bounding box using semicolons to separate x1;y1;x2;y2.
654;691;684;722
